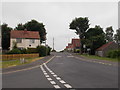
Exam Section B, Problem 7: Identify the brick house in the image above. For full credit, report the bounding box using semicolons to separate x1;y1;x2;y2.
66;38;80;52
10;30;40;50
95;42;118;57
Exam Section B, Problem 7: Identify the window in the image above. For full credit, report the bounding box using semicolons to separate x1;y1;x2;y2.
30;39;35;44
16;38;22;43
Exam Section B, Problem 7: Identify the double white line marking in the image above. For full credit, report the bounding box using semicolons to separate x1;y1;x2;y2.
40;63;72;89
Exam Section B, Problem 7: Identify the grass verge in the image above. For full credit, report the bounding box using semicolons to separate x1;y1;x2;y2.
0;57;44;68
80;54;118;62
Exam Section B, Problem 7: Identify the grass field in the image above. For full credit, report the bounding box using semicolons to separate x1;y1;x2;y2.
80;54;119;62
1;57;43;68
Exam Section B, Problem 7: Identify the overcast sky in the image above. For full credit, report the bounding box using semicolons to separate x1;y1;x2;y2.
2;2;118;51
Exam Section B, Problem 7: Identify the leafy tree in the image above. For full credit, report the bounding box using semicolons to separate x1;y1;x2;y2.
1;23;12;50
85;25;106;55
105;26;114;42
69;17;89;54
15;23;25;30
15;20;47;43
114;28;120;46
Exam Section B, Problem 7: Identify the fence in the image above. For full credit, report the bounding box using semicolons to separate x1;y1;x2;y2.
1;53;39;61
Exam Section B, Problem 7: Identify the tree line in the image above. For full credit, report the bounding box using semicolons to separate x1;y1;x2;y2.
1;19;47;50
69;17;120;55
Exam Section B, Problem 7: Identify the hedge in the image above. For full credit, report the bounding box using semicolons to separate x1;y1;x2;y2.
107;49;120;59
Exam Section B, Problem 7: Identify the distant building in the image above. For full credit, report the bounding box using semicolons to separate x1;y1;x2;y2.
71;38;80;50
66;38;80;52
66;43;74;51
10;30;40;50
95;42;118;57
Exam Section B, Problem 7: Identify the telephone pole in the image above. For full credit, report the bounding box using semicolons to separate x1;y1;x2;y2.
53;37;54;51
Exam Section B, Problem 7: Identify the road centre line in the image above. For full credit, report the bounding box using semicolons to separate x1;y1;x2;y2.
43;63;73;88
64;84;72;88
40;65;60;88
53;85;61;88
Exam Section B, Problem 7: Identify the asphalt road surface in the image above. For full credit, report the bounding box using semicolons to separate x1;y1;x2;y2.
2;52;118;89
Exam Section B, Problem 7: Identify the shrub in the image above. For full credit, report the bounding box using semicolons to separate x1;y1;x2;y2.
47;46;52;55
27;48;38;53
20;48;27;54
37;46;51;57
37;46;47;57
107;50;120;59
7;48;21;54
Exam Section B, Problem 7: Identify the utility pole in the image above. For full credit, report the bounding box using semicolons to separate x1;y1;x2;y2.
53;37;54;51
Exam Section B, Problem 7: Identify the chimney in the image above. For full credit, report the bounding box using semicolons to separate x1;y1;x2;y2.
24;29;27;34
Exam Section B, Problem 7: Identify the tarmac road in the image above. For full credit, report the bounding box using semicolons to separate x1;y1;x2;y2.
2;52;118;89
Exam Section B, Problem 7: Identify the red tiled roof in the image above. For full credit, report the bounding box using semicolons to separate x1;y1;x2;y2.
96;42;114;51
11;30;40;39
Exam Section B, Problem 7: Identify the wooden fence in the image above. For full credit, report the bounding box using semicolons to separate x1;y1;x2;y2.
1;53;39;61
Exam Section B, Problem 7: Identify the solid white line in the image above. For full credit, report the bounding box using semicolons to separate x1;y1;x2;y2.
64;84;72;88
59;80;66;84
53;85;61;89
50;81;56;84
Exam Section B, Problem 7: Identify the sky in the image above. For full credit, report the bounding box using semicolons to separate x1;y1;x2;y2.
1;1;118;51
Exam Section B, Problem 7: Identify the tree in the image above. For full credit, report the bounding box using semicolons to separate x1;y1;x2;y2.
15;20;47;43
85;25;106;55
105;26;114;42
69;17;89;54
1;23;12;50
114;28;120;46
15;23;25;30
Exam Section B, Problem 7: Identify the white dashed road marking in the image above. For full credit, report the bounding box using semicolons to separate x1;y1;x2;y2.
64;84;72;88
50;81;56;84
53;85;61;88
47;78;52;81
67;56;74;57
56;56;61;57
56;77;61;80
60;80;66;84
40;65;61;89
41;63;73;89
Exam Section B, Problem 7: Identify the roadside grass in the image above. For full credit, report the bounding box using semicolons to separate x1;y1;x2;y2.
1;57;43;68
78;54;119;62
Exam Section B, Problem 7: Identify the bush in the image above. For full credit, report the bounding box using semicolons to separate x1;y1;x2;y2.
37;46;51;57
27;48;38;53
20;48;27;54
107;50;120;59
47;46;52;55
37;46;47;57
7;48;21;54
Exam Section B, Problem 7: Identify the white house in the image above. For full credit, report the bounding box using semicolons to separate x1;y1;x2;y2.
10;30;40;50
